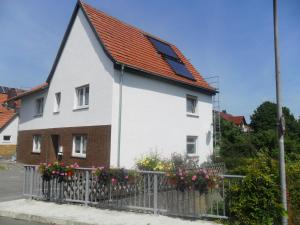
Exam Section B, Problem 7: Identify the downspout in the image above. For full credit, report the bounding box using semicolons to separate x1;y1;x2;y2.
117;64;124;167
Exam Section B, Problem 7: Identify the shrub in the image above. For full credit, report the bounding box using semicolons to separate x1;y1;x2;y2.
93;167;136;185
136;152;172;171
227;154;285;225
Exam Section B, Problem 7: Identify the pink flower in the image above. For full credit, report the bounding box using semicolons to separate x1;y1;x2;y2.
192;175;197;181
205;175;209;179
180;176;184;180
125;176;129;179
111;178;117;185
52;171;55;174
60;173;64;176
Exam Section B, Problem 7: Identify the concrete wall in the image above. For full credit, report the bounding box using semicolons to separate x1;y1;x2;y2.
110;70;213;168
18;9;114;131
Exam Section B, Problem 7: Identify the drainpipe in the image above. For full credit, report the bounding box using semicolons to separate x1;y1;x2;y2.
117;64;124;167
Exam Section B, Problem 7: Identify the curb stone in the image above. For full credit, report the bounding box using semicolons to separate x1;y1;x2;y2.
0;210;98;225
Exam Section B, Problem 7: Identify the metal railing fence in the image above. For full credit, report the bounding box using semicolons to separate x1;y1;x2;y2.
23;165;243;219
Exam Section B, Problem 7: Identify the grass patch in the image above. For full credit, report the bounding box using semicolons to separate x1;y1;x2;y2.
0;165;7;170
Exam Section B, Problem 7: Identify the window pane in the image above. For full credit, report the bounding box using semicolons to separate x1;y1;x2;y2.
75;136;81;153
85;87;89;105
187;144;195;154
82;136;87;154
77;89;84;106
3;135;11;141
187;136;195;143
56;93;61;110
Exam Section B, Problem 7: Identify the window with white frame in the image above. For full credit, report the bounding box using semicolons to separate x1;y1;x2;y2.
75;85;89;109
186;136;197;155
186;95;198;115
35;97;44;116
3;135;11;142
54;92;61;113
72;135;87;157
32;135;42;153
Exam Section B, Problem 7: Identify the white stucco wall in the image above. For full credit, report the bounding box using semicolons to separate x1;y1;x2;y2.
0;116;19;145
110;70;213;168
18;9;114;131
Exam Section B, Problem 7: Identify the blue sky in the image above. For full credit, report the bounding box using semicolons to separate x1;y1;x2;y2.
0;0;299;121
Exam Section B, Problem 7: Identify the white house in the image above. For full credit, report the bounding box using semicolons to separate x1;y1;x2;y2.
11;1;216;168
0;86;21;158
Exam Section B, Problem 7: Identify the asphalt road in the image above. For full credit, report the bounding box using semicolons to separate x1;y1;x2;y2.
0;162;24;202
0;161;51;225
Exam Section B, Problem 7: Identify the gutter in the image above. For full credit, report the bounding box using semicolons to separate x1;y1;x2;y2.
117;64;124;167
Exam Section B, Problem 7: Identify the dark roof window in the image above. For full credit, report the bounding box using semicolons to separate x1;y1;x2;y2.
165;59;195;81
148;36;179;60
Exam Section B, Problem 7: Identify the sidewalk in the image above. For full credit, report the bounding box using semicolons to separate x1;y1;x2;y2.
0;199;219;225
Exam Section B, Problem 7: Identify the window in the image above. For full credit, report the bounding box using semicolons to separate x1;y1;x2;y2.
72;135;87;157
147;36;195;80
54;92;61;113
186;95;198;115
3;135;11;142
75;85;89;109
32;135;42;153
35;97;44;116
187;136;197;155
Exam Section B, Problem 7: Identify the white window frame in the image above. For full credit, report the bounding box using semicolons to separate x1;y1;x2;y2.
32;135;42;153
54;92;61;113
3;135;11;143
72;135;87;158
186;136;198;156
74;85;89;110
35;97;44;116
186;95;198;117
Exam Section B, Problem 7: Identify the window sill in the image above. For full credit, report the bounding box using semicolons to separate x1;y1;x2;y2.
33;114;43;118
32;151;41;154
53;111;60;115
73;106;89;111
186;113;199;118
72;154;86;159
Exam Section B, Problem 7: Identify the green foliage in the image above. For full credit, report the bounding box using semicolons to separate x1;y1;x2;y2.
227;154;284;225
218;101;300;224
287;159;300;225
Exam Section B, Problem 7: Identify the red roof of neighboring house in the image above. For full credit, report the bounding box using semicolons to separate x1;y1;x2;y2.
79;2;214;92
220;112;247;126
7;83;48;102
0;111;16;130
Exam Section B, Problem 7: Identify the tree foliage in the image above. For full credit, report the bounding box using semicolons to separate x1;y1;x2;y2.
218;101;300;224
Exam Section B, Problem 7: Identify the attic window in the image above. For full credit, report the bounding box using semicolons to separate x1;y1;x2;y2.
147;36;195;81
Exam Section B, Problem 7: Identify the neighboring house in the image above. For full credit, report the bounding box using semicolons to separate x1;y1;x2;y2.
0;86;23;158
10;1;216;168
220;110;249;132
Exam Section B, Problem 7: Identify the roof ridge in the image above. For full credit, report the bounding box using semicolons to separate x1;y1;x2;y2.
79;1;173;46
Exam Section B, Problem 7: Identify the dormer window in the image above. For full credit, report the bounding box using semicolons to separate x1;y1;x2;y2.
75;85;89;109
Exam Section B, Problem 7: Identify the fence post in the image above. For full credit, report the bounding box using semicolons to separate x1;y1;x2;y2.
153;174;158;215
29;166;34;198
85;170;89;206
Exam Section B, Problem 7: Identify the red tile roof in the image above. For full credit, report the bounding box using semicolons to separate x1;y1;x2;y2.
7;83;48;102
79;2;214;92
0;111;16;130
220;112;247;126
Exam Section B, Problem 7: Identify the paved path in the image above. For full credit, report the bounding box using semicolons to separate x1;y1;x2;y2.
0;199;219;225
0;161;24;202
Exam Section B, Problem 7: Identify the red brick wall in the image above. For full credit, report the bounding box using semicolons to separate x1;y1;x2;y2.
17;125;111;167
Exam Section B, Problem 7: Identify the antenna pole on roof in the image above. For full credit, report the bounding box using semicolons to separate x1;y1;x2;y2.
273;0;288;224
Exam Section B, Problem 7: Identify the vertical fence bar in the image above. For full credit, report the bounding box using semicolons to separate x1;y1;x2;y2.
85;170;90;206
29;167;34;198
153;174;158;215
